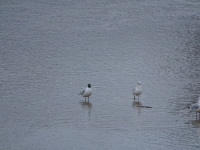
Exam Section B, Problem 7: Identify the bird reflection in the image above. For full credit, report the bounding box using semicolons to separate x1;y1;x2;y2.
80;101;92;109
132;101;142;107
191;120;200;128
79;101;92;117
132;101;152;108
132;101;142;114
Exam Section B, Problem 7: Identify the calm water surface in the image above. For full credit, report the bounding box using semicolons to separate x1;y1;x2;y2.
0;0;200;149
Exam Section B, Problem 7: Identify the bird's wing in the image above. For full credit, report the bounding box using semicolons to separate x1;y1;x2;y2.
191;104;199;110
79;90;85;95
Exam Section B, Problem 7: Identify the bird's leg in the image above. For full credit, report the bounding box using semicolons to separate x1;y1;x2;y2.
138;96;139;101
134;95;136;102
88;97;89;103
85;97;86;102
199;113;200;120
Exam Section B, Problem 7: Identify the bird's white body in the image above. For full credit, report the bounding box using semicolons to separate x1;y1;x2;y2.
82;87;92;98
133;81;142;101
133;87;142;96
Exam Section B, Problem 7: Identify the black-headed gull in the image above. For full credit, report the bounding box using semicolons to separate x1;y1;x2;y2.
133;81;142;101
79;84;92;102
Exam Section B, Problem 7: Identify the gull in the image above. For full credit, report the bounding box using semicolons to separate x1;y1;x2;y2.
133;81;142;101
79;84;92;102
190;97;200;120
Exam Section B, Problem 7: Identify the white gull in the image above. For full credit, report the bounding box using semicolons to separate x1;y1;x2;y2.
79;84;92;102
133;81;142;101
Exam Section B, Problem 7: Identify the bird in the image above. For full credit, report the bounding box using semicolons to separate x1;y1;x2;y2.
79;84;92;102
190;98;200;120
133;81;142;102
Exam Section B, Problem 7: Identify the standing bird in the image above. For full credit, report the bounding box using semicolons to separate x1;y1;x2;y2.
79;84;92;102
133;81;142;102
190;98;200;120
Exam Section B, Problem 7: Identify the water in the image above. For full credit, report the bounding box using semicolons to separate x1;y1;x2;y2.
1;0;200;149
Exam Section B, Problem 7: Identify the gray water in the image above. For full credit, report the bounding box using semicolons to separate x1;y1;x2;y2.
1;0;200;149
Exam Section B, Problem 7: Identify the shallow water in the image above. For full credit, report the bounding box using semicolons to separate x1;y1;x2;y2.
0;0;200;149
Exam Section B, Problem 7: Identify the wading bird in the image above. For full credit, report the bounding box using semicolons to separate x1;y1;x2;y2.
79;84;92;102
133;81;142;102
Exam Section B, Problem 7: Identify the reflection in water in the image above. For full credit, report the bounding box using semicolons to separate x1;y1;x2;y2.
132;101;142;107
79;101;92;117
1;0;200;149
80;101;92;109
133;101;142;114
132;101;153;108
191;120;200;128
132;101;153;114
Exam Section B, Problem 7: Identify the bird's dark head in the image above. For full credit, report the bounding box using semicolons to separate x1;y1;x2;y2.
88;84;91;88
